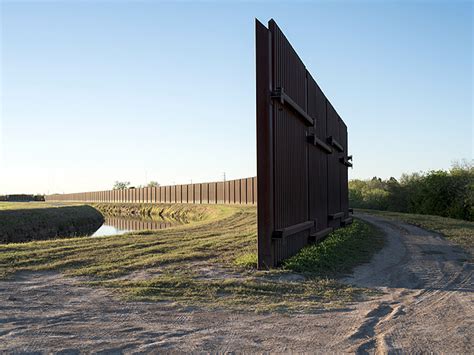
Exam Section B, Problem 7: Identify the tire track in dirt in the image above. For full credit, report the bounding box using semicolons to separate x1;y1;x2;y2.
343;213;473;354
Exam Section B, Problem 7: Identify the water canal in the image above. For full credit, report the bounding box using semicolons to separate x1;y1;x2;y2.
92;215;180;237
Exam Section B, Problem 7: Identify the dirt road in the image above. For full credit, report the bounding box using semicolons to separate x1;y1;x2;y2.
0;214;472;353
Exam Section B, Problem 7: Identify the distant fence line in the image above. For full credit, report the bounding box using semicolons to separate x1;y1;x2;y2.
45;177;257;205
0;194;45;202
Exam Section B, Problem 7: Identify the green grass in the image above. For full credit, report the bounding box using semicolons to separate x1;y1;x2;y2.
356;209;474;253
0;204;382;312
0;201;75;210
284;219;384;277
234;252;258;268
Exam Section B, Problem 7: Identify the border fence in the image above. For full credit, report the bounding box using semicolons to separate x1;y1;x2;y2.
44;19;351;269
256;19;352;268
45;177;257;205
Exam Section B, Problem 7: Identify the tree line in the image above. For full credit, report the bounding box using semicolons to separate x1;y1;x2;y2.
349;161;473;221
113;181;160;190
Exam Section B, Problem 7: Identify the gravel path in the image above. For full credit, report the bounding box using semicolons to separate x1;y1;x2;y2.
0;213;472;353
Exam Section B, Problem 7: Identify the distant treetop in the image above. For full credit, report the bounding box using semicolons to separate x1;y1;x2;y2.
113;181;130;190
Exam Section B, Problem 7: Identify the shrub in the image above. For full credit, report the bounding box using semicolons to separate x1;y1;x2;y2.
349;161;474;221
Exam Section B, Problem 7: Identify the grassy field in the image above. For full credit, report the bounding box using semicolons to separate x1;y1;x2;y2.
0;201;75;210
0;204;384;313
356;209;474;253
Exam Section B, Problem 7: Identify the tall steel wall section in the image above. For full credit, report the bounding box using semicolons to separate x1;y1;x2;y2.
256;19;352;268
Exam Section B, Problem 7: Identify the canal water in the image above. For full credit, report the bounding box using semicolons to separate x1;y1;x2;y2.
92;215;180;237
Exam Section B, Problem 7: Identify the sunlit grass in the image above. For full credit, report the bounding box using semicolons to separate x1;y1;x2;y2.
0;204;381;312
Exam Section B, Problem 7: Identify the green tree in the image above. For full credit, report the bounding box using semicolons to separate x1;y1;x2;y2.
113;181;130;190
147;181;160;187
348;161;473;221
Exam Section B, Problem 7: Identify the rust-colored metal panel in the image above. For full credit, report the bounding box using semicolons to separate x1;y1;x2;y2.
253;177;258;204
224;181;230;204
234;179;241;204
246;178;253;205
307;74;329;233
201;183;208;204
159;186;164;203
170;186;176;203
194;184;201;204
229;180;235;204
209;183;216;204
256;19;349;267
240;179;247;204
181;185;187;203
216;182;224;204
164;186;169;203
176;185;182;203
256;19;274;268
327;102;341;229
340;120;349;218
186;184;193;203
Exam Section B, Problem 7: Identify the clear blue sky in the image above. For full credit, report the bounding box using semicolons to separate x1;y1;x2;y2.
0;0;472;194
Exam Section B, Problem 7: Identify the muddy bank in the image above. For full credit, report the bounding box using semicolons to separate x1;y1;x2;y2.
0;205;104;243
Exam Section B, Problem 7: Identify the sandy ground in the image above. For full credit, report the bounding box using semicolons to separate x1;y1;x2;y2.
0;213;472;353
